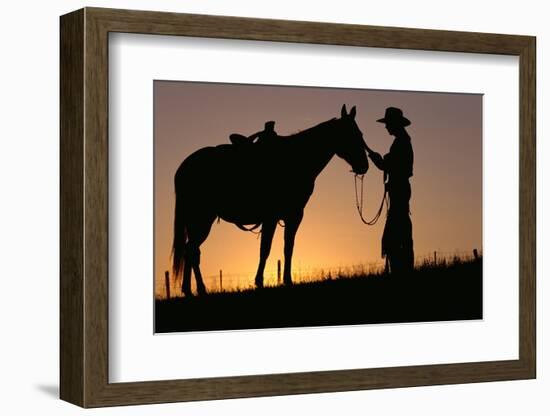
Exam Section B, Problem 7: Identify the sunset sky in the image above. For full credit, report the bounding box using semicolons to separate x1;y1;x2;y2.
154;81;482;297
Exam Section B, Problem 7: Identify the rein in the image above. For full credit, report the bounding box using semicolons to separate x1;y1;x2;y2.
354;174;387;226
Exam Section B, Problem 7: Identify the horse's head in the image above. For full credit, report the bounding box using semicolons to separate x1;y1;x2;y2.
335;105;369;175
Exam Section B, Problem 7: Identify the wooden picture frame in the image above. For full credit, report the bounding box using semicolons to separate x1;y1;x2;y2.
60;7;536;408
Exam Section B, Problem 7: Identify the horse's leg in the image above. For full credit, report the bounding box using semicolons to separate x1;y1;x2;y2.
181;259;193;297
187;215;215;296
254;220;277;288
283;210;303;285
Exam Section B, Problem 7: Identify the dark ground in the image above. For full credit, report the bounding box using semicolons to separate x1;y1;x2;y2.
155;258;482;333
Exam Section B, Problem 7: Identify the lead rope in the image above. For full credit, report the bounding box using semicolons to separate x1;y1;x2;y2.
354;174;387;226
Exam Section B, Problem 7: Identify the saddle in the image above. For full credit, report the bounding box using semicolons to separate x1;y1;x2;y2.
230;133;252;146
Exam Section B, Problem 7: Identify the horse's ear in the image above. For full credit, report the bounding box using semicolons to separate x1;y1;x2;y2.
341;104;348;118
350;106;357;119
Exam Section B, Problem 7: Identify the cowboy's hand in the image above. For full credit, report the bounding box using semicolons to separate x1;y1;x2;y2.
368;151;383;166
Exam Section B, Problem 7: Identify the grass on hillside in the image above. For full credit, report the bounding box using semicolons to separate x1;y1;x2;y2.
155;256;482;333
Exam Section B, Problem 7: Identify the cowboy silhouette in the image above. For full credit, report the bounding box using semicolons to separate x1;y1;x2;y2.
366;107;414;274
230;121;279;145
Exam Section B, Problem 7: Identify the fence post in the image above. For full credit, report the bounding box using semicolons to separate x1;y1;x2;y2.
164;271;171;300
219;269;223;291
473;248;479;260
277;260;281;284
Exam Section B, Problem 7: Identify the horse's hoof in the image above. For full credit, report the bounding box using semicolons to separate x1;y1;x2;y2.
283;279;293;286
255;279;264;289
183;291;193;298
197;288;207;296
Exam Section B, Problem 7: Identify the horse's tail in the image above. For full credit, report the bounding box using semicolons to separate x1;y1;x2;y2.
171;188;187;286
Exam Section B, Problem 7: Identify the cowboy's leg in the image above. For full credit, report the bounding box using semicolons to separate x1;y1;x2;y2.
385;185;404;275
390;182;413;274
383;199;395;274
404;215;414;271
391;210;413;274
402;182;414;271
383;211;402;275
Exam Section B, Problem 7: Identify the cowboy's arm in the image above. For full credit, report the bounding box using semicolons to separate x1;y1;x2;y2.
368;150;386;171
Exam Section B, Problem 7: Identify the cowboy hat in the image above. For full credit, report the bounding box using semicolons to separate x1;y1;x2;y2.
376;107;411;127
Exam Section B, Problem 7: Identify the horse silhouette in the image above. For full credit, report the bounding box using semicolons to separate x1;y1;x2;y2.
172;105;369;296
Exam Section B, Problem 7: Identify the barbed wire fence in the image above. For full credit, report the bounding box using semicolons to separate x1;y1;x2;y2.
156;248;482;299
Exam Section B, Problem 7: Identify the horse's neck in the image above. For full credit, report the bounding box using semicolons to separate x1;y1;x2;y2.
288;121;337;181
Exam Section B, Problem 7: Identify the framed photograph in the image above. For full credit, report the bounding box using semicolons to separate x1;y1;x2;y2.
60;7;536;407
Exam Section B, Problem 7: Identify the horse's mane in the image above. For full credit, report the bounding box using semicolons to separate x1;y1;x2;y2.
280;118;338;142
